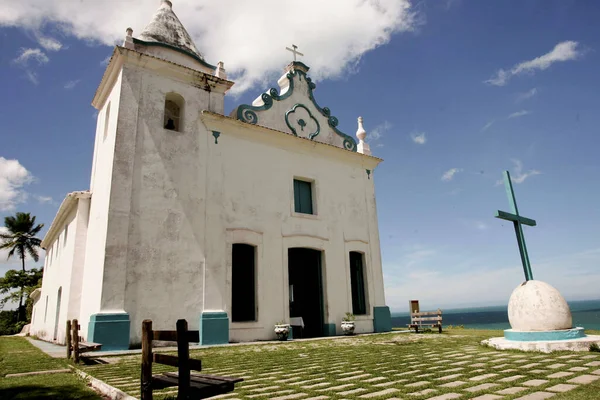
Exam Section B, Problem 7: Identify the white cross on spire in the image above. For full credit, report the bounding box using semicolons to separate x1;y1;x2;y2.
285;44;304;62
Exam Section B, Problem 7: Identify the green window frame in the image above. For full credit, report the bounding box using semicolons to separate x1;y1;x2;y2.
232;244;256;322
349;252;367;315
293;179;313;214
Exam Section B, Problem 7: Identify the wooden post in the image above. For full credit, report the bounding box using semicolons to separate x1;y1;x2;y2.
141;320;153;400
72;319;80;364
177;319;190;400
66;320;72;360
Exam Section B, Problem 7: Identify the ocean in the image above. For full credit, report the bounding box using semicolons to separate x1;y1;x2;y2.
391;299;600;330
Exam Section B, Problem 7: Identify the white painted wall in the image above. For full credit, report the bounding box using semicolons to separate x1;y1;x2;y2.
78;73;122;339
31;200;88;344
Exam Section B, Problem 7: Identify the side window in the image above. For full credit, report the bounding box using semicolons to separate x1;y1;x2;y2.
349;251;367;315
164;93;184;132
63;224;68;247
232;244;256;322
293;179;314;214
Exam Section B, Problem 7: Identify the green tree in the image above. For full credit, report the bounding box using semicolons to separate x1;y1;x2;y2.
0;212;44;321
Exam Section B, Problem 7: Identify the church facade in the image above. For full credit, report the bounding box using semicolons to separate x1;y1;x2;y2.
30;0;391;350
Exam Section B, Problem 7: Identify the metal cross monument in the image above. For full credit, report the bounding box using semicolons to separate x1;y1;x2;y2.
286;44;304;61
495;171;537;281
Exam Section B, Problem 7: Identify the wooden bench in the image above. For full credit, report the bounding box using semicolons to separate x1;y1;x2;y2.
141;319;243;400
66;319;102;363
407;300;443;333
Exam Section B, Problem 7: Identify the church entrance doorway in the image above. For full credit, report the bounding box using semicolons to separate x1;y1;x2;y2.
53;287;62;341
288;248;324;338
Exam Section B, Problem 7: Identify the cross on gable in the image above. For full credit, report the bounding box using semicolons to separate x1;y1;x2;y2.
285;44;304;62
495;171;537;281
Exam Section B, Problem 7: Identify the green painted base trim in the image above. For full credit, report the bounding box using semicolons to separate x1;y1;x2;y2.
324;323;337;336
373;306;392;333
504;327;586;342
88;313;130;351
199;312;229;345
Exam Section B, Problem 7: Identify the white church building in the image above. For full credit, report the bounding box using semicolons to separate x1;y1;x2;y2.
30;0;391;350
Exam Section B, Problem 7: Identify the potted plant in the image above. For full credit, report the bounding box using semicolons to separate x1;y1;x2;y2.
341;312;355;335
274;322;291;341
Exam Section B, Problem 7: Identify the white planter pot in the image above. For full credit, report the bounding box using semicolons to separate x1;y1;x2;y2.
341;321;355;335
274;324;290;341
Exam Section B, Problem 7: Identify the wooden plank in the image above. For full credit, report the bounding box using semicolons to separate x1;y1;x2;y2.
164;372;229;386
411;317;442;322
152;330;200;343
66;320;72;360
153;354;202;371
141;320;153;400
177;319;190;399
190;373;244;384
72;319;80;364
411;310;442;316
151;374;180;390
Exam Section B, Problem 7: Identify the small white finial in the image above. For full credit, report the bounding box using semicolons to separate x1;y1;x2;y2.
161;0;173;8
123;27;135;49
215;61;227;79
356;116;371;155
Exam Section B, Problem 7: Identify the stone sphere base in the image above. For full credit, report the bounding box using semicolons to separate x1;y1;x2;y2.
504;327;586;341
482;335;600;353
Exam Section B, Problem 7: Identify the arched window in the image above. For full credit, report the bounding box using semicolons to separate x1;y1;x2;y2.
103;102;111;142
164;93;184;131
349;251;367;315
231;243;256;322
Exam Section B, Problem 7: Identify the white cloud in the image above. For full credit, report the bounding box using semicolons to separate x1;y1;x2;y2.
64;79;81;90
475;221;488;230
37;35;62;51
481;119;495;132
34;195;53;204
0;157;33;211
485;41;583;86
0;0;419;95
516;88;537;102
507;110;531;119
441;168;462;182
25;70;39;85
12;48;48;65
411;131;426;145
369;121;392;142
496;159;541;185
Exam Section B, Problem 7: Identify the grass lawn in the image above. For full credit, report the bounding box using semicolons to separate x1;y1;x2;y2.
81;328;600;400
0;336;103;400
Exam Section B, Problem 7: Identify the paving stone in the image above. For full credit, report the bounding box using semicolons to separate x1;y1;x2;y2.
339;373;371;381
248;392;293;399
546;384;579;393
363;377;387;383
513;392;556;400
491;364;510;369
339;370;365;376
444;367;464;373
424;394;461;400
470;395;503;400
339;388;367;396
249;386;280;392
521;363;541;369
427;366;444;370
405;381;430;387
302;382;331;389
471;363;487;367
465;383;499;392
546;363;566;369
436;374;463;381
530;369;547;374
592;369;600;375
450;361;470;366
359;388;399;398
496;387;527;394
568;366;588;372
523;379;548;387
408;388;436;396
500;375;525;383
271;393;308;400
470;373;498;381
567;374;600;384
500;369;518;373
373;380;407;387
317;384;354;391
582;355;600;359
546;371;574;379
416;373;434;378
304;396;329;400
439;380;467;388
396;370;420;376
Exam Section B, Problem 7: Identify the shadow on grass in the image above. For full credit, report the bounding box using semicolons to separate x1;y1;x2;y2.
0;385;101;400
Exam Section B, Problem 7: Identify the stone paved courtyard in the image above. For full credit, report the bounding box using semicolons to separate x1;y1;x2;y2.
81;331;600;399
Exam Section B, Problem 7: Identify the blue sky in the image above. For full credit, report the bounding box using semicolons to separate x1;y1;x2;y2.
1;0;599;312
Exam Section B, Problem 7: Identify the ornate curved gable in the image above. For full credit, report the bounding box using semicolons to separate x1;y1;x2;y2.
232;62;357;152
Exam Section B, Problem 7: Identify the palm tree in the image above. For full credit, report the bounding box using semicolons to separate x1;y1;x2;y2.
0;212;44;321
